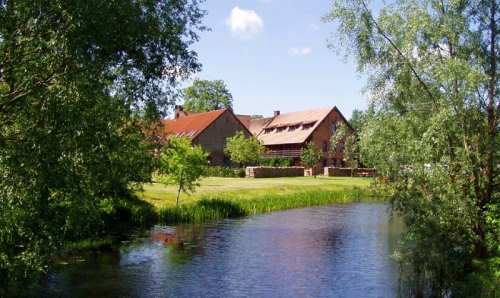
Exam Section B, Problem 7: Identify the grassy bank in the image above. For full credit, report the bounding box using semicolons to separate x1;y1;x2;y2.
135;176;375;225
137;176;372;208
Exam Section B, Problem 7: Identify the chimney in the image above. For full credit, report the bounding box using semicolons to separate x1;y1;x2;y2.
274;110;280;117
174;105;184;119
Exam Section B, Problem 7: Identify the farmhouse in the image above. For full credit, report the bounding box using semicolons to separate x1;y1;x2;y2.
243;107;354;173
161;107;251;167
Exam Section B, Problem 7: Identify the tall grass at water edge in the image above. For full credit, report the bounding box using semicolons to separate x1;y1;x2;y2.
157;187;366;224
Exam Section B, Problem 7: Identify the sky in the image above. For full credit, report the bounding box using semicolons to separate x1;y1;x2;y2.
183;0;368;120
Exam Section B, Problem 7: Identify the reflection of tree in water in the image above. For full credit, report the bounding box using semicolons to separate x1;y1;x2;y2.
312;227;344;251
151;224;211;267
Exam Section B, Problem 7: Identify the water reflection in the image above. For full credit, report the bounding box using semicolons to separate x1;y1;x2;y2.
34;203;402;298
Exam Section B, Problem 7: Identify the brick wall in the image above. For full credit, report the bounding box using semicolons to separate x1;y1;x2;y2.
194;110;251;167
309;108;353;173
323;167;377;177
246;167;305;178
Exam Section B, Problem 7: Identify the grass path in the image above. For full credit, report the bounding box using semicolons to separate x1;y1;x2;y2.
137;176;372;208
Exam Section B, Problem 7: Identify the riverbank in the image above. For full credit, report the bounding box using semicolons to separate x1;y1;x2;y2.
134;176;378;225
137;176;373;207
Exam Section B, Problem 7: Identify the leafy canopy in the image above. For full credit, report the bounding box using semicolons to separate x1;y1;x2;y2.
300;142;322;178
182;79;233;112
0;0;206;287
325;0;500;295
158;137;208;205
224;131;267;165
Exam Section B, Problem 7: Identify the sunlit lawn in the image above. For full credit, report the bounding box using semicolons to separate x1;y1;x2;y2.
136;176;373;208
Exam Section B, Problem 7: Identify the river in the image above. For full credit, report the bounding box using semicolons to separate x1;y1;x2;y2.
33;202;403;297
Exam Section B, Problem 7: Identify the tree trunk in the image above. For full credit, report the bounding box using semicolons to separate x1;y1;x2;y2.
176;188;181;205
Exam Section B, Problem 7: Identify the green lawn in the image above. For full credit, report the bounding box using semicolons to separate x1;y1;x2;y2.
137;176;373;208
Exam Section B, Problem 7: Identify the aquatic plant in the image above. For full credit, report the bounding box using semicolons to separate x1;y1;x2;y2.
157;188;363;225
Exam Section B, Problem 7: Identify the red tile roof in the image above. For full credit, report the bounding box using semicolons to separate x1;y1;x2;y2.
160;109;228;140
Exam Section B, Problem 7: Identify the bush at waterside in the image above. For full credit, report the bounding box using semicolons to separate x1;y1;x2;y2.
157;188;361;225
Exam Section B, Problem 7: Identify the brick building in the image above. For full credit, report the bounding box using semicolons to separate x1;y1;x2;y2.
244;106;354;173
161;107;251;167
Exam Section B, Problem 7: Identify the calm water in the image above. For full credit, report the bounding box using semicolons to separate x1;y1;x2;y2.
34;203;403;298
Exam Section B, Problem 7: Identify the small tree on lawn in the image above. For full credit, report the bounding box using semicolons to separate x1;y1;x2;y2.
300;142;323;178
158;137;208;205
224;131;267;167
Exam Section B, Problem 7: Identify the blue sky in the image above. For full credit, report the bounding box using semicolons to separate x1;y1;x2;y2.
184;0;368;120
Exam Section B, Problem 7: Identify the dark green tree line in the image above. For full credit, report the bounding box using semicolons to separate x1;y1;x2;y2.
0;0;206;287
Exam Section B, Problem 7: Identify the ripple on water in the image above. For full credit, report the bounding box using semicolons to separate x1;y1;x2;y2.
34;203;402;298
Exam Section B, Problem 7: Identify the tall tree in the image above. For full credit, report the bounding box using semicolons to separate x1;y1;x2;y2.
224;131;267;166
300;142;323;178
158;137;208;205
0;0;206;286
182;79;233;112
325;0;500;295
348;109;366;133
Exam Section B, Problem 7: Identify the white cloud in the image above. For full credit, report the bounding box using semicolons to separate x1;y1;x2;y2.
310;23;320;31
226;7;264;40
289;47;311;56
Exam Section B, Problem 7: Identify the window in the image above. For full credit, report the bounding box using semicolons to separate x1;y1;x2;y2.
223;156;230;167
331;159;336;167
340;142;345;152
288;126;296;132
322;141;328;151
332;123;336;132
264;128;274;134
187;130;197;137
276;127;285;133
302;121;316;130
322;159;327;168
223;140;227;148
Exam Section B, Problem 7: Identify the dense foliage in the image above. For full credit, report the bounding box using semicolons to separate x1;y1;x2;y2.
258;157;294;167
325;0;500;295
224;131;267;166
182;79;233;112
206;166;245;178
0;0;206;287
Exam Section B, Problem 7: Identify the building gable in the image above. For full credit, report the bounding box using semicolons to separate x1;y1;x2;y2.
251;107;336;145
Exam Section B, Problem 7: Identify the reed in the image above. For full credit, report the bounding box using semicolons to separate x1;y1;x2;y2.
157;188;364;225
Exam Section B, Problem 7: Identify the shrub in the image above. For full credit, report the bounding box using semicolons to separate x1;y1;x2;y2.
206;166;240;178
258;157;294;167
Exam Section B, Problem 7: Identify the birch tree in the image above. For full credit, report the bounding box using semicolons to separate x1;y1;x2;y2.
325;0;500;295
